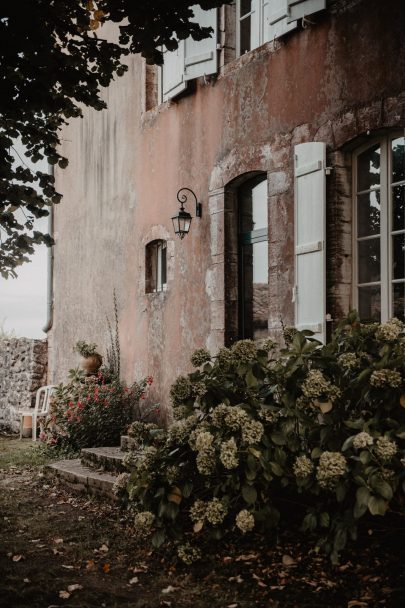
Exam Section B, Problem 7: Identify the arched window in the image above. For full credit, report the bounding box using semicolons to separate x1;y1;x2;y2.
354;133;405;321
238;175;269;339
145;240;167;293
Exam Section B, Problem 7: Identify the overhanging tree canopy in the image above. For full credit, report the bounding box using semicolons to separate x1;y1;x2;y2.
0;0;228;278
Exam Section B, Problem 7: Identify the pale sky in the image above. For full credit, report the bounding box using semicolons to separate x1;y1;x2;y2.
0;143;48;339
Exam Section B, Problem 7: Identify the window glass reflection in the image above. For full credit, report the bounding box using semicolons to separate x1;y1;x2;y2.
392;137;405;184
358;144;380;192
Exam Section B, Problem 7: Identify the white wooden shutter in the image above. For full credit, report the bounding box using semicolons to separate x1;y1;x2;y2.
266;0;297;41
160;42;187;103
287;0;326;23
184;6;218;81
294;142;327;342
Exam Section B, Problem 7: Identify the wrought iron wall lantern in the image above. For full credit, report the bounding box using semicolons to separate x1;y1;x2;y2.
171;188;202;239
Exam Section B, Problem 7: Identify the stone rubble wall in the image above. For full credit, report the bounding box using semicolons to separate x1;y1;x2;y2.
0;338;48;432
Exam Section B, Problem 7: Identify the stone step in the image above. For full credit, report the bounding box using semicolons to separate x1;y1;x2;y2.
44;459;117;500
80;446;126;473
120;435;137;452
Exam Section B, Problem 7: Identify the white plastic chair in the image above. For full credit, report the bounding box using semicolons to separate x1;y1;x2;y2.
19;385;56;441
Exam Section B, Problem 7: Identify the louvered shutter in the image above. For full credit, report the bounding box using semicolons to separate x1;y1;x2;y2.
184;7;218;81
160;42;187;103
266;0;297;41
294;142;326;342
287;0;326;23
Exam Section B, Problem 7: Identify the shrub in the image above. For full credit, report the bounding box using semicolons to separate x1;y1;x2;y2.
44;373;152;450
73;340;100;358
122;314;405;563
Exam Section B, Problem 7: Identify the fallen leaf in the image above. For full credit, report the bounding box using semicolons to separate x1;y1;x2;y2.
23;578;30;583
347;602;368;607
67;584;83;593
193;521;203;533
86;560;95;570
129;577;139;585
102;563;110;573
59;591;70;600
282;554;296;566
12;554;24;562
228;604;238;608
99;544;109;553
61;565;74;570
161;585;177;594
54;538;64;544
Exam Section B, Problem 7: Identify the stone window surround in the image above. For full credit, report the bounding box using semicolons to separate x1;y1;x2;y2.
205;98;405;350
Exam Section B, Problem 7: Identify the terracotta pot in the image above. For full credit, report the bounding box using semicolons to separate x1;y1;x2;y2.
80;354;102;374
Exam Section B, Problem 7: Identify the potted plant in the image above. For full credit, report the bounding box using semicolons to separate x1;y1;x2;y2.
74;340;103;375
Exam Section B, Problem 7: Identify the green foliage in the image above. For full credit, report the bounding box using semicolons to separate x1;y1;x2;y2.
43;374;150;450
73;340;100;358
121;316;405;563
0;1;230;278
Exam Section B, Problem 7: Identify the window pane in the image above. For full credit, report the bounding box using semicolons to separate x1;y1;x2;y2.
393;283;405;322
241;240;269;340
392;136;405;183
161;244;167;286
357;190;380;237
239;177;267;232
358;238;381;283
358;286;381;322
240;0;252;17
357;144;381;192
240;15;251;54
392;185;405;231
393;234;405;280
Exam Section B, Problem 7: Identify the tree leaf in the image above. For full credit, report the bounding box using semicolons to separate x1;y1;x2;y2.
368;495;388;516
242;484;257;505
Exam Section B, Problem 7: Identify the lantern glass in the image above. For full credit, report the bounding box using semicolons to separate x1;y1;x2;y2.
172;210;192;239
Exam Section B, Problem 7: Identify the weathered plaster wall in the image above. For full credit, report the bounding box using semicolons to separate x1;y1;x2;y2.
0;339;47;432
49;0;405;419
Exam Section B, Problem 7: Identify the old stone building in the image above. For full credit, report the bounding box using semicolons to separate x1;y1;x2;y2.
48;0;405;419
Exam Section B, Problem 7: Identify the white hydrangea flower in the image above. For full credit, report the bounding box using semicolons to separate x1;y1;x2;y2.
194;431;215;452
338;353;360;370
235;509;255;534
177;543;202;564
189;499;206;523
220;437;239;469
316;451;347;490
205;498;227;525
293;455;314;478
241;419;264;446
376;318;403;341
196;446;216;475
352;431;373;449
375;437;397;462
112;472;130;495
134;511;155;537
370;369;402;388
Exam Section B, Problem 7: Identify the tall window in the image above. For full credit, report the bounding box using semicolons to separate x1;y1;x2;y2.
145;240;167;293
354;134;405;322
238;175;269;339
237;0;266;55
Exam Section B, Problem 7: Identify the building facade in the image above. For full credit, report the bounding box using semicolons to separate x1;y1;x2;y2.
48;0;405;421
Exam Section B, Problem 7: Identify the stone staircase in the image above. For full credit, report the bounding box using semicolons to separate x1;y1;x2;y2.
44;435;134;500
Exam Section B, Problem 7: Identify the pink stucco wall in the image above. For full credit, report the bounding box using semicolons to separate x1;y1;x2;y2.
49;0;405;421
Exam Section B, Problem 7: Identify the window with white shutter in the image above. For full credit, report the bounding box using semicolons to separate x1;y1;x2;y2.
160;6;217;103
184;6;218;81
287;0;326;23
160;43;187;103
294;142;327;342
267;0;297;41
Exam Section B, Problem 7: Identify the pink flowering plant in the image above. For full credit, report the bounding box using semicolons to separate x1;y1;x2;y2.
44;372;153;450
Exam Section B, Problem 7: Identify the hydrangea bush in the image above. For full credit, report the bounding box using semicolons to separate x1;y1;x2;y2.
122;314;405;563
43;373;152;451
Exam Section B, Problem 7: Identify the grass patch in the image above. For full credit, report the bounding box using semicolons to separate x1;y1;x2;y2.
0;436;76;470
